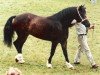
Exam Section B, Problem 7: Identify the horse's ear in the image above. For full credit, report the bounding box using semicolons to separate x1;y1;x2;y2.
79;5;86;11
82;4;85;6
82;4;86;9
78;5;82;11
80;5;86;8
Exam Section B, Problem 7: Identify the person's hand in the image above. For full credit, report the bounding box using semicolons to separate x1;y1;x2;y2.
90;25;94;29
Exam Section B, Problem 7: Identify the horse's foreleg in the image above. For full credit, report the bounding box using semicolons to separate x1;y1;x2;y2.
47;42;58;68
13;33;28;64
61;41;74;69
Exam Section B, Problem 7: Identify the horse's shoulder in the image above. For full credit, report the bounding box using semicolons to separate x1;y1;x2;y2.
46;19;62;31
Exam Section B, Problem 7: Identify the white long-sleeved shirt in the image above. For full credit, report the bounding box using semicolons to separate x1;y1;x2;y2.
75;23;87;35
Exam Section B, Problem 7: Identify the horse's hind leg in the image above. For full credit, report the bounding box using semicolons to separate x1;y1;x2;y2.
46;42;58;68
14;32;28;63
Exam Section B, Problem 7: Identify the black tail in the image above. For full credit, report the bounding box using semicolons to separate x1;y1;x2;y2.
3;16;16;47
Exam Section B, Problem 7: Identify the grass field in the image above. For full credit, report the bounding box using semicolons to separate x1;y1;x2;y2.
0;0;100;75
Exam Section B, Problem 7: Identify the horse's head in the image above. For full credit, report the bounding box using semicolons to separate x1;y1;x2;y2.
76;5;87;22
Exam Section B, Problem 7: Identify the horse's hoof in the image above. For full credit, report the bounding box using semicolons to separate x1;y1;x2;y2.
69;66;75;70
47;64;52;68
46;61;52;68
15;58;25;64
66;62;75;70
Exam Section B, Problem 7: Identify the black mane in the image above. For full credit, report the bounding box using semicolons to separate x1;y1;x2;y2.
48;7;78;27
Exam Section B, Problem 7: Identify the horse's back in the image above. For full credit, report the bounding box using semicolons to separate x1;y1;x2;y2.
12;13;37;31
12;13;63;41
13;13;37;24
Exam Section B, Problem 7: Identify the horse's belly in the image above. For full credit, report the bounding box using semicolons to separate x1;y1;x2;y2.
30;29;61;41
28;20;62;41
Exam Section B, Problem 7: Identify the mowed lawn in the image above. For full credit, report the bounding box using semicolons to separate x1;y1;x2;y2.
0;0;100;75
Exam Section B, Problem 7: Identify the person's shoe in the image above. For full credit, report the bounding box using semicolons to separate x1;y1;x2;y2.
92;64;99;69
74;62;80;64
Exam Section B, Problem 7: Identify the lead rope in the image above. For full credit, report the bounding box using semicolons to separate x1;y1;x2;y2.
92;26;94;39
92;24;94;49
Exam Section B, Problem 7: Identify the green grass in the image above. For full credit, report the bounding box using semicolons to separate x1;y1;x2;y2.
0;0;100;75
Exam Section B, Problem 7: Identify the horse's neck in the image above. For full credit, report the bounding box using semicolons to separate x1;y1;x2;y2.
49;8;76;27
49;9;68;20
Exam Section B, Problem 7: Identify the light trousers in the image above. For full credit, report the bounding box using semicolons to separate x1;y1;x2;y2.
74;35;95;65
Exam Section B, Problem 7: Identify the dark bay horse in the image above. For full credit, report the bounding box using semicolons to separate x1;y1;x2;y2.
3;5;87;69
